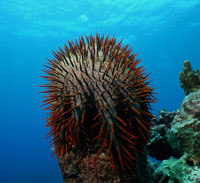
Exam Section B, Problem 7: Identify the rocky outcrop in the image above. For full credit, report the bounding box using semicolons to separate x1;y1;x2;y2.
167;90;200;165
58;142;152;183
147;110;181;160
152;155;200;183
148;60;200;183
179;60;200;95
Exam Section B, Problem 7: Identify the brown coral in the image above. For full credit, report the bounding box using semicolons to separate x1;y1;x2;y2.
179;60;200;95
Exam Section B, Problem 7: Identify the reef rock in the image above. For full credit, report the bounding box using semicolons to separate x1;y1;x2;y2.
149;90;200;183
147;110;181;160
152;155;200;183
167;90;200;165
58;142;152;183
149;61;200;183
179;60;200;95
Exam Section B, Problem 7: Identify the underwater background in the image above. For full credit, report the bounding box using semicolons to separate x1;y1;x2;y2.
0;0;200;182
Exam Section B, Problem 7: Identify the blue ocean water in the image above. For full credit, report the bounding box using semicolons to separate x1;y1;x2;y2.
0;0;200;182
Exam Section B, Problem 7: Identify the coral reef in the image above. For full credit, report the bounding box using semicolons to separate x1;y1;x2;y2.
167;90;200;165
152;109;176;127
58;142;152;183
179;60;200;95
147;110;181;160
58;143;121;183
152;155;200;183
40;33;156;182
148;60;200;183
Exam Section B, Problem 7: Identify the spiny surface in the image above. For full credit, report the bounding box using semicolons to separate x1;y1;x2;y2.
40;33;156;171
